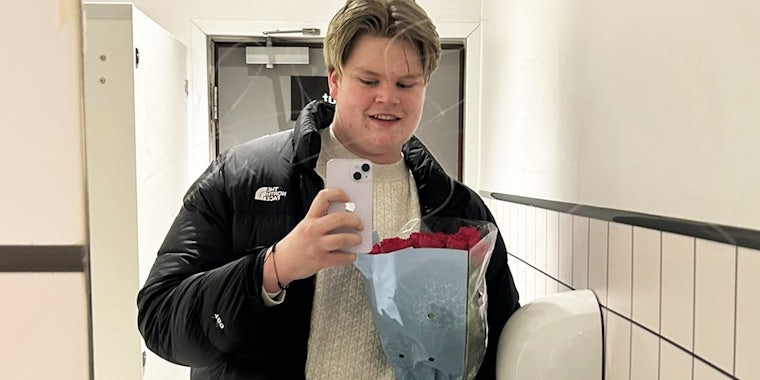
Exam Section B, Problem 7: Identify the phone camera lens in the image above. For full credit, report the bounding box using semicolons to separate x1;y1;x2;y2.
361;163;370;172
353;172;362;180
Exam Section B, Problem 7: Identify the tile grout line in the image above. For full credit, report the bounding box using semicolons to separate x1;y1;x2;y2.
658;230;663;380
732;246;738;377
587;217;591;300
540;208;544;295
606;221;610;308
692;238;697;380
557;212;572;292
602;218;610;378
628;226;634;380
605;220;611;379
570;214;575;288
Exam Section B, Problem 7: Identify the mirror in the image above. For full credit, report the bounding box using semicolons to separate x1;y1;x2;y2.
81;1;484;379
81;1;760;380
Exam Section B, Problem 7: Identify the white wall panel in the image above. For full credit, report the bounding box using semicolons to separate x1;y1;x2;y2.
0;273;89;379
0;0;86;244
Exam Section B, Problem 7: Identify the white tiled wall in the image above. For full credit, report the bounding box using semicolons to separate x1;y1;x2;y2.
572;216;590;290
534;208;548;300
660;339;692;379
608;223;633;318
632;227;660;332
518;205;528;265
630;325;659;380
588;219;609;305
694;360;732;380
605;312;631;380
694;239;735;374
525;205;536;268
736;247;760;379
559;213;574;285
546;210;560;293
509;203;519;260
661;232;695;351
485;197;755;380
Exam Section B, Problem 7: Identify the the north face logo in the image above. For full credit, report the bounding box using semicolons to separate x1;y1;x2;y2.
254;186;287;201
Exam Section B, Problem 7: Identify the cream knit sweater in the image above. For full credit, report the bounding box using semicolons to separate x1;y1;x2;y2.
305;127;420;379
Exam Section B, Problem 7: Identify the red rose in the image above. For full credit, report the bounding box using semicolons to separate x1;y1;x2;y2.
370;237;413;254
412;231;448;248
445;234;470;250
457;227;482;249
369;226;483;254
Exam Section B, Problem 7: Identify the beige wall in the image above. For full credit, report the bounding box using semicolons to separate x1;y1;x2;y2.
0;0;90;379
480;0;760;231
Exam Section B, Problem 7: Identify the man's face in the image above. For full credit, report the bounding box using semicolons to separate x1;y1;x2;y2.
328;34;426;164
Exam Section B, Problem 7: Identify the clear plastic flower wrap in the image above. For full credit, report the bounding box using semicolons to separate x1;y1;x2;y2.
354;217;498;380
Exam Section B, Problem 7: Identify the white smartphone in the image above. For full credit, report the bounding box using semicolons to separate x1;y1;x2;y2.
325;158;374;254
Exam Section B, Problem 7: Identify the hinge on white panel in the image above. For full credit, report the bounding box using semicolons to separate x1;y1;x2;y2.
212;86;219;121
184;79;189;96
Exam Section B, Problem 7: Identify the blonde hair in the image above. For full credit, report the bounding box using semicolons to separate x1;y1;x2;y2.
324;0;441;83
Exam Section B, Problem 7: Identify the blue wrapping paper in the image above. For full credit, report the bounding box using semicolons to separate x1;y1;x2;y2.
354;220;497;380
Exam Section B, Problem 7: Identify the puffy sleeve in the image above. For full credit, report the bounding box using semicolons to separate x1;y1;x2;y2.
136;156;276;367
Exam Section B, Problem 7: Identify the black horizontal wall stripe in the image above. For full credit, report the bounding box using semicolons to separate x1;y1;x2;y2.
0;245;87;272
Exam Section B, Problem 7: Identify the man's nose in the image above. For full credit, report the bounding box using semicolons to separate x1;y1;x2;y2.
375;83;400;104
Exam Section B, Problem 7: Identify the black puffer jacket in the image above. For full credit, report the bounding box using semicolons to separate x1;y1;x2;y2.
137;100;520;379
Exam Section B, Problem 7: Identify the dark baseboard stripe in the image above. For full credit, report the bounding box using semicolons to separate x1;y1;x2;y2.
0;245;87;272
484;191;760;251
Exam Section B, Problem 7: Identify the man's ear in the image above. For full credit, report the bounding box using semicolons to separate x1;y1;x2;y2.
327;69;340;99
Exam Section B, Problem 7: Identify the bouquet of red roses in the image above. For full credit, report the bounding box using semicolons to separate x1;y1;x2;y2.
354;217;498;380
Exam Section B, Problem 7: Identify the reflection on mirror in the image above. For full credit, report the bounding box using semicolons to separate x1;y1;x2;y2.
81;0;760;379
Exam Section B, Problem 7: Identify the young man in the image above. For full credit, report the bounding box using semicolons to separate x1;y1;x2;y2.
137;0;520;378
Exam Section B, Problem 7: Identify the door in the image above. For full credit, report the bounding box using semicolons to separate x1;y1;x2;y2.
213;39;465;180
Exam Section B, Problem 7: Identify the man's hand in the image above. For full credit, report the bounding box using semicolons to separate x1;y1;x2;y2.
262;188;365;293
